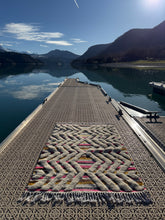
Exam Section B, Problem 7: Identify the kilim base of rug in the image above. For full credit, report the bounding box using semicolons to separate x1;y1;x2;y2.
19;124;152;206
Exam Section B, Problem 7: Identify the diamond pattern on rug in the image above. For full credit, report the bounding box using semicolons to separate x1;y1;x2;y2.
19;124;151;205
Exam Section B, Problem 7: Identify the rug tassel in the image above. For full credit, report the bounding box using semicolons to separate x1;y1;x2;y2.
18;191;152;206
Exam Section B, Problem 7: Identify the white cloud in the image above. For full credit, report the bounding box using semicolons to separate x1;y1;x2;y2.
43;79;51;82
0;42;12;47
3;23;38;41
29;73;35;77
4;77;23;85
39;32;63;39
71;38;87;43
2;23;71;45
4;23;38;35
40;44;49;48
48;83;61;86
7;75;14;79
46;40;72;46
11;85;54;100
5;80;18;85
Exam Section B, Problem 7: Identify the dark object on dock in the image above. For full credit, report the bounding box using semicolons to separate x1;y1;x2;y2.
106;96;112;104
89;82;100;87
42;98;47;104
149;81;165;96
100;87;107;96
118;108;123;116
120;101;160;121
112;100;123;116
78;80;88;85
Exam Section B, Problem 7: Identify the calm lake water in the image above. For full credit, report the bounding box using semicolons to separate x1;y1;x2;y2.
0;65;165;143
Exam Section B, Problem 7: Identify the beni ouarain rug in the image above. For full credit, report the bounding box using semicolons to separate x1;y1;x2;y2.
19;123;152;206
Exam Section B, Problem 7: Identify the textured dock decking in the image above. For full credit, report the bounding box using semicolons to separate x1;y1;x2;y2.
0;78;164;219
136;117;165;152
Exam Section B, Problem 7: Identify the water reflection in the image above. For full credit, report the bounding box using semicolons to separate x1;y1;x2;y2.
34;64;78;78
75;66;165;95
74;65;165;113
0;64;165;143
0;65;37;79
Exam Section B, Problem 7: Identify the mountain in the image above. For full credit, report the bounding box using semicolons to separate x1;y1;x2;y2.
76;44;111;61
0;51;43;67
33;49;80;66
0;47;79;68
44;49;79;59
72;21;165;65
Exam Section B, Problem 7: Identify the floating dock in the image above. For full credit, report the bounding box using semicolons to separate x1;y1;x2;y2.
149;81;165;95
0;78;164;219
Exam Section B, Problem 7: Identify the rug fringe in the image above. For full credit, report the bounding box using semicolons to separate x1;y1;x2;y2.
18;191;152;206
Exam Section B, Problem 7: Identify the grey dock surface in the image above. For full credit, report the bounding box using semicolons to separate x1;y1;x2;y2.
0;78;164;219
136;117;165;152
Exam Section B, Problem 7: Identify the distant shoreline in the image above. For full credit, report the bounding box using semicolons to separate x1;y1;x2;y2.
100;61;165;69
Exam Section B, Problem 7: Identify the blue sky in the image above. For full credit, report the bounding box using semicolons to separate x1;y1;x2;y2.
0;0;165;55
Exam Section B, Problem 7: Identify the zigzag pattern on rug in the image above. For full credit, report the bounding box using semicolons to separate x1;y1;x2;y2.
19;124;152;206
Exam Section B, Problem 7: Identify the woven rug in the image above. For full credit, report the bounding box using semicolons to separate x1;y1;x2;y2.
19;123;151;206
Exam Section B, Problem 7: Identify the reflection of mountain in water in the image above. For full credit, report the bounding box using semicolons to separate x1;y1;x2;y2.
0;65;37;79
36;64;78;77
75;66;165;95
1;63;165;97
0;64;79;79
1;64;165;97
0;64;165;113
